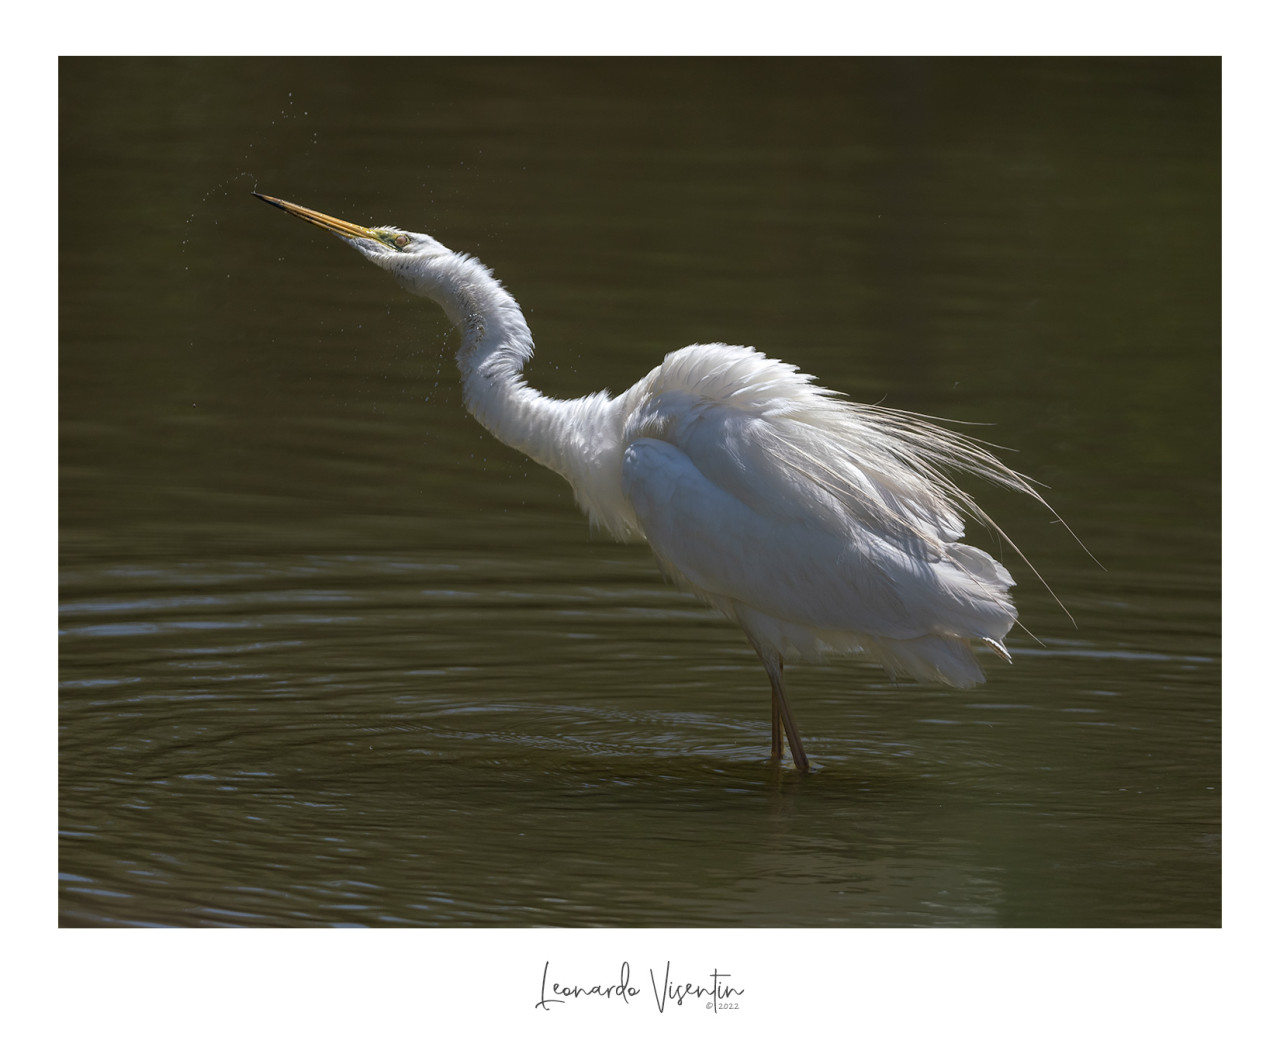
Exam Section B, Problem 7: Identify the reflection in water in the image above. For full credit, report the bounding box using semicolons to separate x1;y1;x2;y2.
60;58;1219;926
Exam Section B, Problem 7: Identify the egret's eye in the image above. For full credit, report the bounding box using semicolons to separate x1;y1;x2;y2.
375;230;411;250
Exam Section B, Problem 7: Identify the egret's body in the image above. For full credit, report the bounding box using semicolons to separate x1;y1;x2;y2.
256;193;1048;771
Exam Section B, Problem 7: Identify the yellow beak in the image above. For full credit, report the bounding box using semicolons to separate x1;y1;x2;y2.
253;193;379;242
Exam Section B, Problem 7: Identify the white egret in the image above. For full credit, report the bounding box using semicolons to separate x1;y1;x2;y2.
256;192;1056;772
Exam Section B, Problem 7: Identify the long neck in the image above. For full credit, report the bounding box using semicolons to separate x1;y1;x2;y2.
420;252;637;537
433;256;579;472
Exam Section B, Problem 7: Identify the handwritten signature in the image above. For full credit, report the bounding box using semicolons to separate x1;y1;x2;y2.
536;961;743;1012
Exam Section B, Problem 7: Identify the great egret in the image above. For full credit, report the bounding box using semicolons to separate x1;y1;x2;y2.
255;192;1055;772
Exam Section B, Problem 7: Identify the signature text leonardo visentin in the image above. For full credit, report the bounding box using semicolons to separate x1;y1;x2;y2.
536;961;743;1013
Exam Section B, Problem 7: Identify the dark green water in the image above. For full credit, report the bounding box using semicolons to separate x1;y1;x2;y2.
60;58;1219;928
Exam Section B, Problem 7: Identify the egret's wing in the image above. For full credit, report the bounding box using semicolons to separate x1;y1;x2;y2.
620;396;1016;648
624;436;930;638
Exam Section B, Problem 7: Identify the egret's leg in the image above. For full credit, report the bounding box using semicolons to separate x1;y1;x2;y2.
760;652;809;772
770;695;782;762
769;656;783;760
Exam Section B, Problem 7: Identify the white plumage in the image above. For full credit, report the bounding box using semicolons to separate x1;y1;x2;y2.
256;194;1050;771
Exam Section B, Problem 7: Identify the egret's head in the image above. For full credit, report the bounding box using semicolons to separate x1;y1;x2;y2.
254;193;454;293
